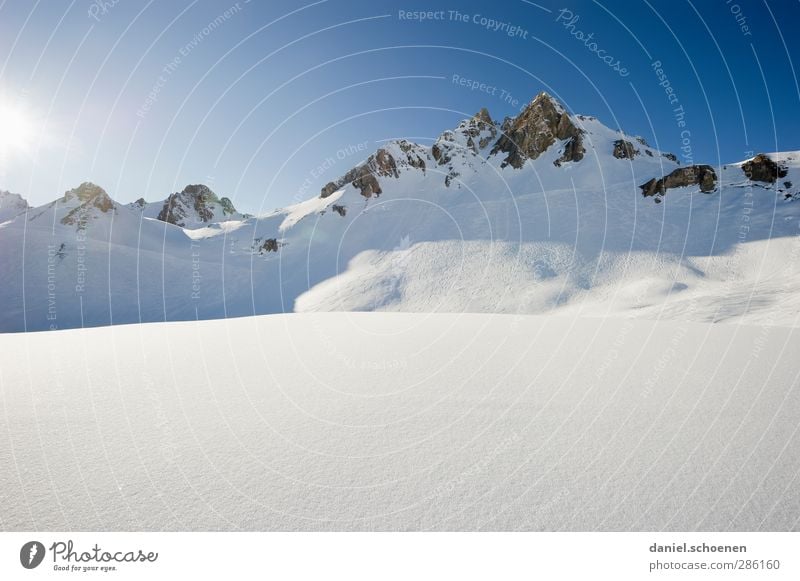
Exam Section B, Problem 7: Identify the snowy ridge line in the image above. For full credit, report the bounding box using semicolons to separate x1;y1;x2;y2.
0;93;799;332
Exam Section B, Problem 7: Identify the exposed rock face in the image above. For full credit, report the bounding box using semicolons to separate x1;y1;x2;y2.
320;181;342;198
662;152;678;163
640;165;717;198
60;182;116;225
321;146;405;199
741;154;788;183
491;92;584;168
462;108;498;152
257;238;280;253
219;196;237;215
430;110;496;166
157;184;237;226
61;182;110;204
431;140;448;165
429;109;497;187
331;204;347;217
396;140;427;171
612;139;638;159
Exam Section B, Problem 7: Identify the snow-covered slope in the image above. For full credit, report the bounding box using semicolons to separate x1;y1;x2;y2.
1;312;798;530
0;189;28;223
1;92;799;332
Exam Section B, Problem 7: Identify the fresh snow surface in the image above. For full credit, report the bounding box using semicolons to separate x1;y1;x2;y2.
1;312;798;531
279;188;344;232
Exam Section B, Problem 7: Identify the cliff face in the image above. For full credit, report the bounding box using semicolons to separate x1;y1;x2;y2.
491;92;584;168
320;146;404;199
320;92;593;200
60;182;116;226
742;153;789;183
156;184;241;226
640;165;717;199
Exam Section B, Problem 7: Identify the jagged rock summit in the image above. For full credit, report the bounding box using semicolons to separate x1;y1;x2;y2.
154;184;244;227
316;92;794;207
319;91;669;200
491;91;585;168
97;183;251;228
59;182;117;226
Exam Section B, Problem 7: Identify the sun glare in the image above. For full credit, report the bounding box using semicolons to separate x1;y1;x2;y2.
0;99;36;153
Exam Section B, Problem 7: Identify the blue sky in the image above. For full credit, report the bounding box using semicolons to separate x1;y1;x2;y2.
0;0;798;211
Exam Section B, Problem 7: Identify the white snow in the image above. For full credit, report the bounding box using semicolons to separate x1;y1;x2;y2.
2;105;799;532
1;107;799;335
279;188;344;232
0;312;798;530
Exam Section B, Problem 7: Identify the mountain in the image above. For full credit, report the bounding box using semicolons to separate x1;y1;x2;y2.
0;189;29;222
1;92;799;333
130;183;249;228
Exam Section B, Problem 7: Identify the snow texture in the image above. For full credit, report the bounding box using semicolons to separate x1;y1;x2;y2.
0;313;798;531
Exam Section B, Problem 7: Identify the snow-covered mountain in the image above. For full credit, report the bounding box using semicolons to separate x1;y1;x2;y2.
129;183;250;228
0;189;29;222
1;92;799;333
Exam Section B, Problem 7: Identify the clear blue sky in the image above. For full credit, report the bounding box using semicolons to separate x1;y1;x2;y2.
1;0;798;212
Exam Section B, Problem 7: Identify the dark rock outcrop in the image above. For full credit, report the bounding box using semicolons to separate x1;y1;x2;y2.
431;109;496;169
158;184;216;225
612;139;638;159
431;141;448;165
640;165;717;198
741;154;788;183
256;238;280;253
60;182;116;225
321;147;402;199
491;92;584;168
155;185;242;226
219;196;237;215
463;108;498;152
331;204;346;217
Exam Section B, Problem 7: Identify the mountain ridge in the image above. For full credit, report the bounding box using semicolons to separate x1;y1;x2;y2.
5;92;789;219
1;91;799;333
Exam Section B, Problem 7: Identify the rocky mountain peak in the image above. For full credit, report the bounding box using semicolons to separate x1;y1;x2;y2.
60;182;116;225
490;91;584;168
473;107;493;125
156;184;240;227
158;184;218;226
182;183;214;198
64;182;109;203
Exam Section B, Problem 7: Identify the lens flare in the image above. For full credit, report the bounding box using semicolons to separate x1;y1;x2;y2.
0;98;36;153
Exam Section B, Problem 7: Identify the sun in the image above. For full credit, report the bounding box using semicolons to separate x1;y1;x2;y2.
0;98;36;153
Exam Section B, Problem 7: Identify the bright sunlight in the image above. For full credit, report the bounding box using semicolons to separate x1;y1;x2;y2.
0;98;36;153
